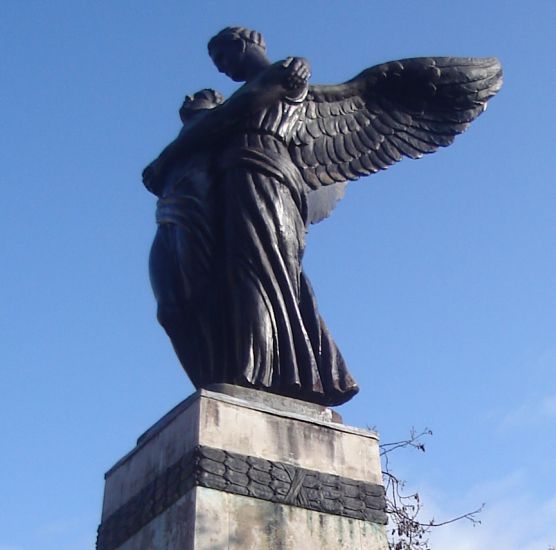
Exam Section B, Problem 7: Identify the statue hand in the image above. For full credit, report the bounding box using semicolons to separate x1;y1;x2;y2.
282;57;311;90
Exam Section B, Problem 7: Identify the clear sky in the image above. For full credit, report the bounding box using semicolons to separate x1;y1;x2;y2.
1;1;555;549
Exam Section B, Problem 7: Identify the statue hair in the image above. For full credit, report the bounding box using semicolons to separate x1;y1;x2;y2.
190;88;224;106
208;27;266;56
179;89;224;122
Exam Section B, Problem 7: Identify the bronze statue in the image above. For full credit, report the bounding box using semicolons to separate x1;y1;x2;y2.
144;27;502;406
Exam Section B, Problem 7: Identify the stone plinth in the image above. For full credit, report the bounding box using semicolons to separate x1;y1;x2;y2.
97;386;388;549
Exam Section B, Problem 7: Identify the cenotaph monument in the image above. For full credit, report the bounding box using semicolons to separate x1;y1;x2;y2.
96;26;502;549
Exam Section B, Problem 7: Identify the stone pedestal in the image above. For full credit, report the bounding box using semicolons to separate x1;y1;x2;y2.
97;386;388;549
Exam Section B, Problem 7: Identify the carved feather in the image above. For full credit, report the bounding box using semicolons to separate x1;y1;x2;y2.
369;149;391;170
388;135;424;159
332;135;352;163
377;142;400;165
299;142;319;167
315;165;337;186
313;139;329;166
343;133;360;158
360;124;383;149
348;157;370;178
325;163;348;183
349;131;369;155
358;154;379;174
325;136;341;164
337;161;356;181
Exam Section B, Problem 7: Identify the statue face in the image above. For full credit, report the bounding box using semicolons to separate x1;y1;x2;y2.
210;39;251;82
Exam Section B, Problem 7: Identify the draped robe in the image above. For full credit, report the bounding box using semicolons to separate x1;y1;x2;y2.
216;86;359;406
149;148;224;387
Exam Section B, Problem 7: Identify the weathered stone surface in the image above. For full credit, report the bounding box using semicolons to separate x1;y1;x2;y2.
98;388;387;549
98;445;387;549
197;389;382;484
193;487;389;549
116;492;195;550
111;487;388;550
102;397;200;520
205;383;343;422
102;388;381;520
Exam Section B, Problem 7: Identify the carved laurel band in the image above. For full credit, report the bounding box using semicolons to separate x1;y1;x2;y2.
96;445;387;549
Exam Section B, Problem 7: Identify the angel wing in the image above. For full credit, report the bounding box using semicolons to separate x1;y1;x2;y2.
290;57;503;223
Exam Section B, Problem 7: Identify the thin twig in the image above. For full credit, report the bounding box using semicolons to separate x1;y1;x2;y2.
381;428;484;550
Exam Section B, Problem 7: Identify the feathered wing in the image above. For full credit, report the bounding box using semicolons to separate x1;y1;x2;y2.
290;57;503;223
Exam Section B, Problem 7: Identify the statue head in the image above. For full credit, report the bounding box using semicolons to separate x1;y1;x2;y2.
179;88;224;124
208;27;267;82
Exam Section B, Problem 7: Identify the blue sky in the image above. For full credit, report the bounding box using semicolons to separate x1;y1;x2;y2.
1;1;555;548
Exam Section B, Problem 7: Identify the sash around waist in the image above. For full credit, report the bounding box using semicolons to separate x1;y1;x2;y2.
156;196;206;226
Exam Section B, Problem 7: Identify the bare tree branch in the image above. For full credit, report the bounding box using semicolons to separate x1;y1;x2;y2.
381;429;483;550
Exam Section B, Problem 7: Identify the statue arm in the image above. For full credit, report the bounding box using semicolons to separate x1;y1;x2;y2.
142;127;188;195
183;57;311;144
143;58;312;193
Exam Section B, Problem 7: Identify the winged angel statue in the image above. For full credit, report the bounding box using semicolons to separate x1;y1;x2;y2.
144;27;502;407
